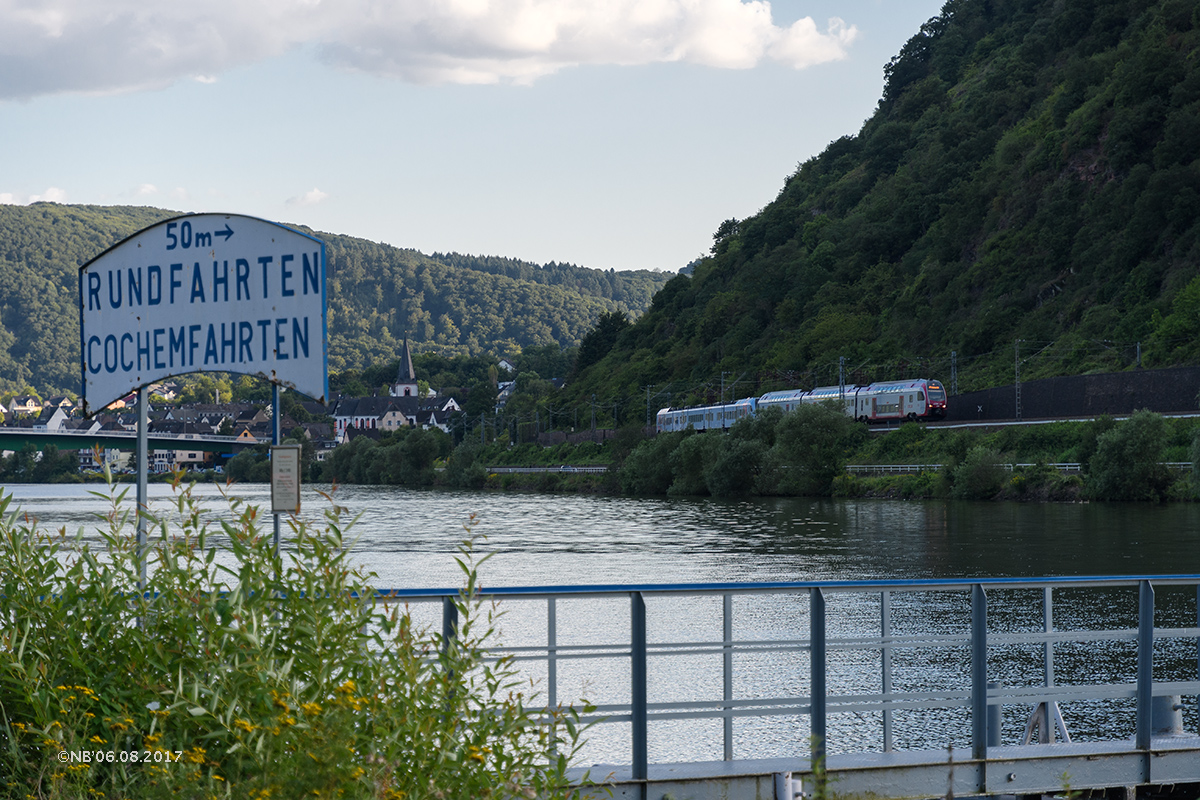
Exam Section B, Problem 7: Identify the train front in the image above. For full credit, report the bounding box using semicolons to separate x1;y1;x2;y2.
926;380;948;418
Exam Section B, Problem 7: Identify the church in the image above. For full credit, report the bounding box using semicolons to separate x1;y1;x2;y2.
331;337;461;441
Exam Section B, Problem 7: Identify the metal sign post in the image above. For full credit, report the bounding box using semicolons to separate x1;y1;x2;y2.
137;386;147;593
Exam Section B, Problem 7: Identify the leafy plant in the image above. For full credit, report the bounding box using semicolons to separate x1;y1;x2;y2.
0;474;592;798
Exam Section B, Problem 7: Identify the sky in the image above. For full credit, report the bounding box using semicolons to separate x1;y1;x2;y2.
1;0;947;273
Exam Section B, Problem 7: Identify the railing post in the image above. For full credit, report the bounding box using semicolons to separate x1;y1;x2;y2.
723;592;733;761
1136;580;1154;750
881;590;893;752
810;588;827;773
547;597;557;709
442;595;460;707
441;595;458;654
631;592;648;796
971;584;988;763
1043;586;1055;688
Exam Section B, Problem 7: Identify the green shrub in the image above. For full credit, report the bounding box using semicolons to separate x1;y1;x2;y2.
705;438;767;497
0;478;590;799
667;433;725;496
619;432;685;495
830;474;862;497
950;446;1008;500
1087;410;1173;501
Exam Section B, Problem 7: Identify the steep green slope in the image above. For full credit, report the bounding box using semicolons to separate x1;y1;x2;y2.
0;204;670;395
569;0;1200;405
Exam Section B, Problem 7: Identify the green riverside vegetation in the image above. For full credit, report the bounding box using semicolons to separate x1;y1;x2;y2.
0;476;592;799
214;403;1200;503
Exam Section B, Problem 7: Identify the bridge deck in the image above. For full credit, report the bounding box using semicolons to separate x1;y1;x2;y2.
575;737;1200;799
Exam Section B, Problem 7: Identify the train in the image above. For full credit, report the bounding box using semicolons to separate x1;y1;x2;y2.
656;379;948;433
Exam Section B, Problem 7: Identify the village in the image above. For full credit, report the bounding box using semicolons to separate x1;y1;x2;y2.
0;340;466;475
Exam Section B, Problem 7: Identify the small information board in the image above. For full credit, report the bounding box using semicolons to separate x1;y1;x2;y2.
271;445;302;515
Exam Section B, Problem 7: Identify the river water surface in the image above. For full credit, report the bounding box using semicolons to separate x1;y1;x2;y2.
5;483;1199;764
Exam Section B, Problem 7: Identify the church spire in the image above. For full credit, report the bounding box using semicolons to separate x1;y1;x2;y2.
397;335;415;383
391;335;419;398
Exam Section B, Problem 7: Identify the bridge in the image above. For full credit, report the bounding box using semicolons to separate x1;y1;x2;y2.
0;426;251;454
378;574;1200;800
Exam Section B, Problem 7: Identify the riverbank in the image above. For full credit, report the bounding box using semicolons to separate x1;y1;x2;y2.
17;409;1199;503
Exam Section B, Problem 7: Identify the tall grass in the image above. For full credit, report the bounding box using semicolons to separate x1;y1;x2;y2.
0;475;591;799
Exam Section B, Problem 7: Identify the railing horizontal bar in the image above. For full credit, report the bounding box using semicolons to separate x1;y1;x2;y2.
500;626;1198;660
498;643;630;654
370;573;1200;601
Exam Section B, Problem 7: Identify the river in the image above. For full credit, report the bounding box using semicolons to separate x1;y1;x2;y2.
8;482;1199;585
4;483;1198;764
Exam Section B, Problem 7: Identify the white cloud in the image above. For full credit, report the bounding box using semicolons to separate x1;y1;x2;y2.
135;183;158;196
33;187;68;202
0;187;68;203
287;188;329;206
0;1;858;99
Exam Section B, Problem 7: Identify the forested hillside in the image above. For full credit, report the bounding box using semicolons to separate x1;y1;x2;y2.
566;0;1200;406
0;204;671;395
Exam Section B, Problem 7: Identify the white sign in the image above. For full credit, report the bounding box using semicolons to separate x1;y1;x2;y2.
271;445;302;515
79;214;327;415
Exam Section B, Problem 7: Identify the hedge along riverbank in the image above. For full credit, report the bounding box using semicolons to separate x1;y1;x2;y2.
0;475;593;799
617;407;1200;501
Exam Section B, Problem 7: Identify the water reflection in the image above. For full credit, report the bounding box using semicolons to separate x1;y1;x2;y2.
9;484;1200;586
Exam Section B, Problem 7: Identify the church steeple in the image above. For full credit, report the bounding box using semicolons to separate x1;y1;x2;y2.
390;335;418;397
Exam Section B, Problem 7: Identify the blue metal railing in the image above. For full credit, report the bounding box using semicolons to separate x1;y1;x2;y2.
375;575;1200;786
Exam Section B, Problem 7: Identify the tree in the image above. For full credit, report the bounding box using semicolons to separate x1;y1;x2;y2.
759;402;862;497
574;311;630;375
462;381;498;419
1087;410;1173;501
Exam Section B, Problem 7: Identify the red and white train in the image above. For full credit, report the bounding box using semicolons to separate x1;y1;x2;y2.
656;379;948;433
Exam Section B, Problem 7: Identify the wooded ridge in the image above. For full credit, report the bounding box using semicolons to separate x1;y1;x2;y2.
0;204;671;396
562;0;1200;408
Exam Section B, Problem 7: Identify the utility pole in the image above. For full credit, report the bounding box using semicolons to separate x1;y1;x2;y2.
1014;340;1022;421
591;394;596;434
480;412;485;445
838;356;846;405
951;350;958;396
